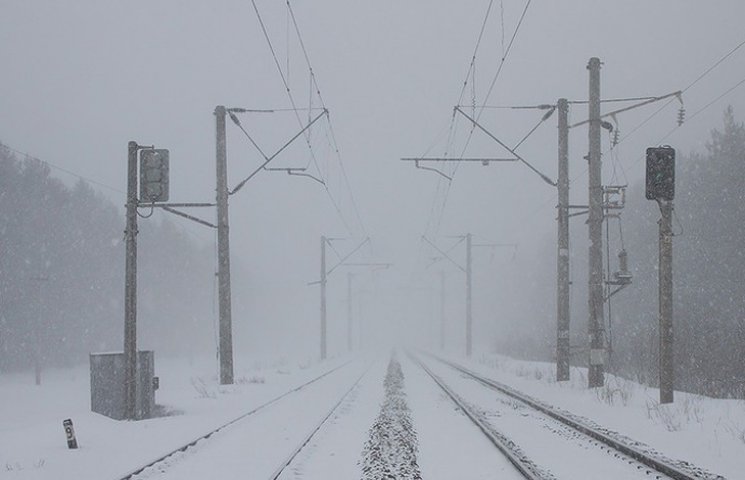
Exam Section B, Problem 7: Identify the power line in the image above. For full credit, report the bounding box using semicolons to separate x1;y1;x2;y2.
1;142;124;195
650;74;745;151
682;37;745;94
616;36;745;147
0;142;215;246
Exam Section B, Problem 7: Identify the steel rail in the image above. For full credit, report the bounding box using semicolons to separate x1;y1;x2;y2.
115;360;355;480
429;354;705;480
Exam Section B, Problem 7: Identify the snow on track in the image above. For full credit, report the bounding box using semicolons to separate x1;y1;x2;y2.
419;354;692;480
402;354;528;480
270;358;386;480
128;361;369;480
433;356;724;480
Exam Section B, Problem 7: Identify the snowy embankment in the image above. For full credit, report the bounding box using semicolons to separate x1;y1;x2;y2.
449;352;741;480
0;354;348;480
360;354;422;480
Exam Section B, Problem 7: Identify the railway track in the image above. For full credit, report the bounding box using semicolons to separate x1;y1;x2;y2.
412;352;721;480
409;353;548;480
116;360;362;480
267;365;371;480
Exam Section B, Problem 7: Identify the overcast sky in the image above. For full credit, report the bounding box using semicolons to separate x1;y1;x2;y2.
2;1;744;356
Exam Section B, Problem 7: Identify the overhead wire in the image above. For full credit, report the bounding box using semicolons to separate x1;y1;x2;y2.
432;0;533;237
500;0;505;58
412;118;459;238
455;0;496;109
249;0;362;238
424;0;497;240
479;0;532;119
285;0;369;239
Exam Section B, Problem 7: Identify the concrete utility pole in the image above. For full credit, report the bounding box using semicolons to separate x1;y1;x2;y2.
215;105;234;385
556;98;571;381
124;140;139;419
320;235;328;360
422;235;483;357
466;233;473;357
347;272;353;353
439;270;446;350
658;200;674;403
587;57;606;388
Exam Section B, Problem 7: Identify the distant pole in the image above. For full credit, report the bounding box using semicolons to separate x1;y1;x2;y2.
556;98;571;381
466;233;473;357
347;272;353;353
124;140;139;419
320;236;327;360
659;200;674;403
32;274;49;386
440;270;446;350
587;57;606;387
215;105;234;385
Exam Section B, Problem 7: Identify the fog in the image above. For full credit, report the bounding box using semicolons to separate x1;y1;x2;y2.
1;0;744;380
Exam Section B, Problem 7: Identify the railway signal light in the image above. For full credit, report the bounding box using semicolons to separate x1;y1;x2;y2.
645;146;675;201
139;149;170;203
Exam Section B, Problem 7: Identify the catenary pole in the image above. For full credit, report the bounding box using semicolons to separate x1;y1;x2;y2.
659;200;674;403
587;58;606;387
466;233;473;357
215;106;234;385
124;140;139;419
320;236;327;360
557;98;571;381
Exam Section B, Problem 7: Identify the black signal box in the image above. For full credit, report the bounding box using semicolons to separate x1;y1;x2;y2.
646;146;675;201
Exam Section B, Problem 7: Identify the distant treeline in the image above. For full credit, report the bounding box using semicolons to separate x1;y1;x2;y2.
497;107;745;399
0;145;216;373
614;107;745;398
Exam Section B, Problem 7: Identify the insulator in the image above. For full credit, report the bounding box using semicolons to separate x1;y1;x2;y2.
677;107;686;126
618;249;628;274
612;129;620;147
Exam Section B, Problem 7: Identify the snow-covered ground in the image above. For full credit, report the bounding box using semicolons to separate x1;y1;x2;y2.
1;350;741;479
451;352;742;479
0;354;356;479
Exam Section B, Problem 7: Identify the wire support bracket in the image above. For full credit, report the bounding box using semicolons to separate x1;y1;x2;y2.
160;206;217;229
229;109;328;195
454;106;557;187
